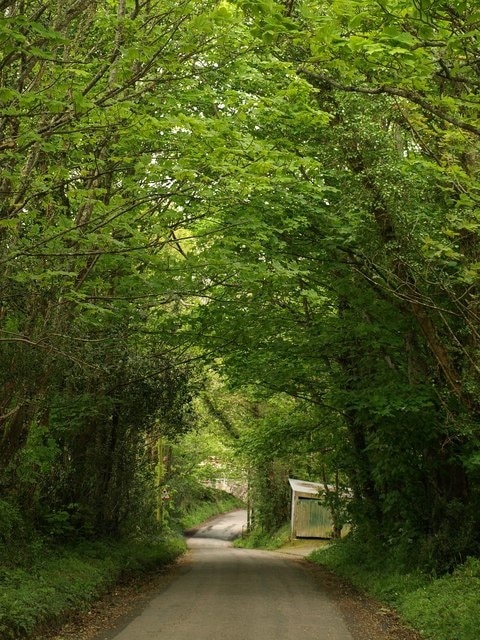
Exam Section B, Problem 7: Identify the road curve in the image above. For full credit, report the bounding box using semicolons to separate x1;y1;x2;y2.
102;510;353;640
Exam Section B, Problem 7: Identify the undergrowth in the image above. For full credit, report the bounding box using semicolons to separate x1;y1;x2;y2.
0;537;185;640
0;487;243;639
309;538;480;640
234;523;291;550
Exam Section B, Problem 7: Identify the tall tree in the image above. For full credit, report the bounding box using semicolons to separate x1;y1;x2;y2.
0;0;250;536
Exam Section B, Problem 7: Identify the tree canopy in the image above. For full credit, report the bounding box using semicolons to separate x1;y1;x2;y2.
1;0;480;571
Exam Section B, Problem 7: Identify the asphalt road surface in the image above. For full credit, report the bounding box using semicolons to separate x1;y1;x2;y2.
103;509;353;640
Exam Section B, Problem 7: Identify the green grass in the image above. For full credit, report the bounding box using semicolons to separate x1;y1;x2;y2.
234;523;291;550
309;539;480;640
0;537;185;640
400;557;480;640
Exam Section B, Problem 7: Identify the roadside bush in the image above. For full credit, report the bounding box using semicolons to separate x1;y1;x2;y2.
234;523;291;550
309;537;427;603
0;537;185;640
309;538;480;640
401;557;480;640
0;500;27;545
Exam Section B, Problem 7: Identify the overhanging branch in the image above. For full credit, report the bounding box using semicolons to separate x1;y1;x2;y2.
298;68;480;138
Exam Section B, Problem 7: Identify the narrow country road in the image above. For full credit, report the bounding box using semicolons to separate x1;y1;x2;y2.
100;509;354;640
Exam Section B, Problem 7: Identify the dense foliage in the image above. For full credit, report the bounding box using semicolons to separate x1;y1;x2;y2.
0;536;185;640
180;0;480;570
0;0;235;540
311;542;480;640
2;0;480;578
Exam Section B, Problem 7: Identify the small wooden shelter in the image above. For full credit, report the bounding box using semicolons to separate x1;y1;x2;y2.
289;478;341;539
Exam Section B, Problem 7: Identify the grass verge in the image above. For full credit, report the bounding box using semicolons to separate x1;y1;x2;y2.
309;540;480;640
233;523;291;550
0;536;185;640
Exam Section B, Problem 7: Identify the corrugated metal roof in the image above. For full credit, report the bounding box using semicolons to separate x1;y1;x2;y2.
289;478;352;498
289;478;325;495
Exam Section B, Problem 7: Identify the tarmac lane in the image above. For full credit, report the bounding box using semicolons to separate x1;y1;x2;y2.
100;510;353;640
